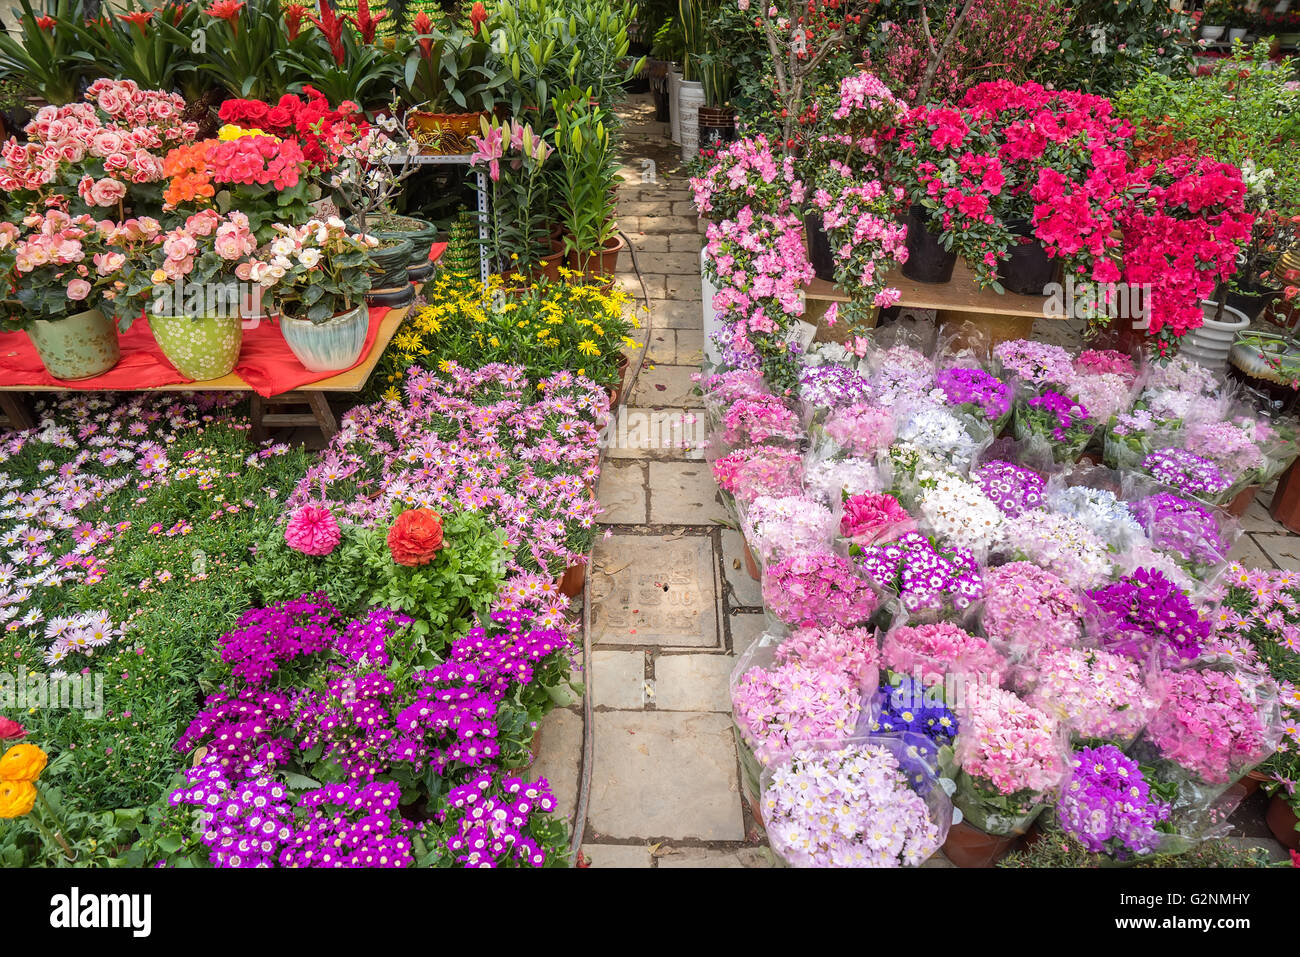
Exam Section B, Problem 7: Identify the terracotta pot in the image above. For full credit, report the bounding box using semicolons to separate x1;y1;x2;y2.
557;562;586;598
1236;769;1272;798
1269;459;1300;533
1226;484;1260;518
941;820;1020;868
536;249;566;282
1266;794;1299;849
616;353;629;396
743;542;761;581
567;235;625;278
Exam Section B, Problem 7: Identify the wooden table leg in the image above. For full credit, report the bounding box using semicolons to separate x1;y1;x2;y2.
249;394;266;445
0;392;35;431
307;392;338;442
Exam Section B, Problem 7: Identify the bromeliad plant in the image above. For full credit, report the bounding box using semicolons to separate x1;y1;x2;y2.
69;1;206;104
0;0;87;105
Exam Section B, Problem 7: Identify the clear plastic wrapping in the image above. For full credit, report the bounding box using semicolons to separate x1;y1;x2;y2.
757;734;952;867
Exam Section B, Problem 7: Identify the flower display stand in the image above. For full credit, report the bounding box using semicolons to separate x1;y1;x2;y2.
803;260;1053;346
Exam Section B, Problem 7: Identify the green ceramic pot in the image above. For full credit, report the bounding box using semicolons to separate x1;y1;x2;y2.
365;237;415;308
362;215;439;269
25;307;121;380
279;303;369;372
149;313;243;380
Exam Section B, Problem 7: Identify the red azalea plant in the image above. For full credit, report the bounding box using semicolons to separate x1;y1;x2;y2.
1118;156;1253;353
887;103;1012;287
218;86;368;170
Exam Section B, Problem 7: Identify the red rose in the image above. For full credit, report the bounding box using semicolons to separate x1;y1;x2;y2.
387;509;445;566
0;716;25;740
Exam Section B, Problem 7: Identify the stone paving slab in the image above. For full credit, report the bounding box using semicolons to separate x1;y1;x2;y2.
629;363;702;408
1256;533;1300;570
654;653;735;712
587;710;745;841
655;846;772;868
656;299;705;329
592;649;649;709
728;612;768;656
590;534;720;648
648;462;729;524
581;843;654;867
596;461;647;525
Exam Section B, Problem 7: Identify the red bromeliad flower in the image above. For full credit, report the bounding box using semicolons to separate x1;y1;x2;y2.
307;0;346;66
283;2;307;40
346;0;385;43
413;11;433;59
205;0;244;33
469;1;488;34
120;8;153;32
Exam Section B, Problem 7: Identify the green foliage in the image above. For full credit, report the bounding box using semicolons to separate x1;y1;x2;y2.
552;85;619;255
1000;818;1283;868
0;0;89;105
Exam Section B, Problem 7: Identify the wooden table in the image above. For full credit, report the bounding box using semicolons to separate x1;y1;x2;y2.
0;303;412;441
805;260;1056;346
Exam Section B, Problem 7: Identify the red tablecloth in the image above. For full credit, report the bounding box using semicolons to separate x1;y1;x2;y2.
0;306;390;398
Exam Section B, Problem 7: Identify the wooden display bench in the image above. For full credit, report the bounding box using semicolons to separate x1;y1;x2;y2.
0;304;412;441
804;260;1054;346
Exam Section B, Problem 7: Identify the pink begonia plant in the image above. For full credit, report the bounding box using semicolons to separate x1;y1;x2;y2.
284;504;341;557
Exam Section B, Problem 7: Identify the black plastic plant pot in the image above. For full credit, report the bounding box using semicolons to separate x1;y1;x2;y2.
997;220;1056;296
1226;284;1281;322
653;89;670;122
900;205;956;284
804;212;836;283
366;238;416;307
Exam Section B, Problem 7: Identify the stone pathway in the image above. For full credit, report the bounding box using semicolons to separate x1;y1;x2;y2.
525;94;1294;866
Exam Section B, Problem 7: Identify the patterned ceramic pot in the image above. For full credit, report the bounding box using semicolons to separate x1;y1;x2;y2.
278;304;369;372
149;312;243;380
25;307;120;380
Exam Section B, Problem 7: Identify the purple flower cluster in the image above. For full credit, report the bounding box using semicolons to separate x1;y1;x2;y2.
973;460;1045;517
169;766;297;868
800;364;874;410
1087;567;1209;664
1128;492;1231;568
935;367;1012;423
175;688;293;777
283;781;416;868
858;531;983;614
438;772;558;867
1140;448;1231;498
1057;745;1170;858
1026;390;1093;442
217;593;343;686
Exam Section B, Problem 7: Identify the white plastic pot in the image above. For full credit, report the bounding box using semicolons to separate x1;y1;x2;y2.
701;248;721;368
678;80;705;162
1200;24;1225;40
1228;27;1249;41
1181;300;1250;371
668;67;683;144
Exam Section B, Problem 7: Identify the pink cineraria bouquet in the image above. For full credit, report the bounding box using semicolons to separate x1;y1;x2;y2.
711;444;804;505
840;491;914;547
732;660;862;764
882;621;1007;688
955;687;1068;833
981;562;1082;657
993;339;1074;388
743;495;837;562
761;744;942;867
1021;647;1161;745
776;623;881;691
1140;666;1279;786
822;402;895;457
763;549;880;628
720;394;803;447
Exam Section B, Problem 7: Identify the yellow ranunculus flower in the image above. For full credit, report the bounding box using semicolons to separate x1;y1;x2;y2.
0;779;36;818
150;268;168;285
0;742;47;782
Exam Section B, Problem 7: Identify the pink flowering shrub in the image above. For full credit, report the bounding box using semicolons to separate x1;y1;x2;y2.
690;134;805;222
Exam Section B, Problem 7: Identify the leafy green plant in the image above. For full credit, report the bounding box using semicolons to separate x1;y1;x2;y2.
196;0;297;100
551;86;619;256
402;20;507;112
68;1;206;103
281;18;404;107
999;817;1284;867
0;0;89;105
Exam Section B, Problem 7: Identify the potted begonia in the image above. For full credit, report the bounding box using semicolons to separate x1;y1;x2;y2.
245;218;379;372
0;211;122;380
104;209;260;380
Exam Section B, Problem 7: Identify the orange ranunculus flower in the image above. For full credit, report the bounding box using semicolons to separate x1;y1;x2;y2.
0;780;36;818
387;509;445;566
0;742;47;782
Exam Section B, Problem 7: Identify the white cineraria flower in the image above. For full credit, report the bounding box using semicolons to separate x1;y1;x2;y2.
916;471;1004;553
